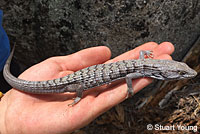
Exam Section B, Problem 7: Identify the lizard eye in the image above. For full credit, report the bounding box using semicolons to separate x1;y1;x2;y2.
179;71;186;75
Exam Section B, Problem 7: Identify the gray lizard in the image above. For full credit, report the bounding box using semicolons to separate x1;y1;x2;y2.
3;45;197;105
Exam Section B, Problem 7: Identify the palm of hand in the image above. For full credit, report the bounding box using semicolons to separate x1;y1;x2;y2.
0;42;174;134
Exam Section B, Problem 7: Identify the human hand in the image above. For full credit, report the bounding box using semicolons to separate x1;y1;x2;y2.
0;42;174;134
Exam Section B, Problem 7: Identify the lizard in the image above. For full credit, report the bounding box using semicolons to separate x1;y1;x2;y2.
3;45;197;105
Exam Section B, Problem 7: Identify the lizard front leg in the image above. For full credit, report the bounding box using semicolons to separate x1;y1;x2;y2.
125;72;144;98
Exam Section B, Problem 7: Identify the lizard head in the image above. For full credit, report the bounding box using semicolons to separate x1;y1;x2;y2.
160;60;197;80
172;61;197;79
147;60;197;80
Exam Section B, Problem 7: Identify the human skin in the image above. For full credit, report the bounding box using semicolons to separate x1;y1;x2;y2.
0;42;174;134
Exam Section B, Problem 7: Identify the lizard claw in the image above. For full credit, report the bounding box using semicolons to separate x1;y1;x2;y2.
68;97;81;106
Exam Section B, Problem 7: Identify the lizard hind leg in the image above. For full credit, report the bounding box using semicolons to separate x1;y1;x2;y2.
65;83;84;106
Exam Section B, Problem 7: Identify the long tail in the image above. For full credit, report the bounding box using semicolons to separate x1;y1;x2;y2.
3;44;66;93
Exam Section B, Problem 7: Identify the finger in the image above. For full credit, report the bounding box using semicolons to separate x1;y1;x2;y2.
152;42;174;57
53;46;111;71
